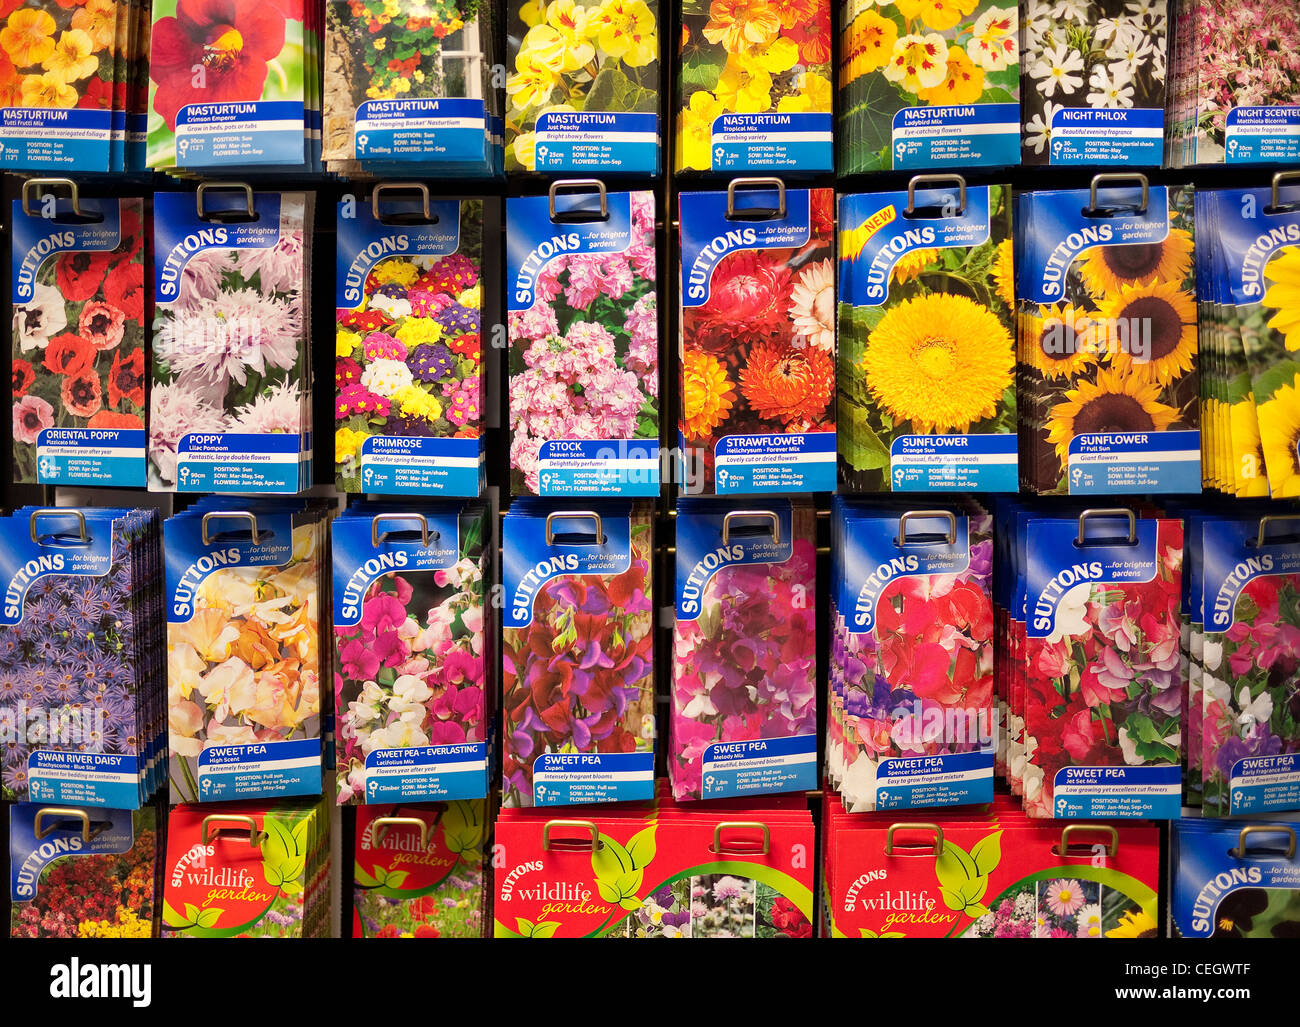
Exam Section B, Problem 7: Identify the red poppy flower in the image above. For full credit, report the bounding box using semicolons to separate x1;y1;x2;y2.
413;925;441;938
103;261;144;321
43;333;97;377
56;250;114;302
12;359;34;398
61;372;102;418
148;0;288;131
88;410;144;430
108;348;145;408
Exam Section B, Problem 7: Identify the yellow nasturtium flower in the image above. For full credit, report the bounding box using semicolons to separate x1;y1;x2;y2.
2;9;57;67
883;33;949;93
676;89;724;171
546;0;595;67
520;23;577;73
746;34;798;75
507;51;560;110
917;45;985;105
70;0;117;53
520;0;547;26
715;54;773;114
619;0;658;67
20;71;77;108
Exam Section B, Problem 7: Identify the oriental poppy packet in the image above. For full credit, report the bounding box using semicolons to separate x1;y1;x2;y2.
1017;178;1199;495
678;183;835;494
1173;818;1300;937
838;180;1015;491
11;192;147;487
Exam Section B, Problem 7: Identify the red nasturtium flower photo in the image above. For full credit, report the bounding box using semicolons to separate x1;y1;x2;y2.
149;0;287;130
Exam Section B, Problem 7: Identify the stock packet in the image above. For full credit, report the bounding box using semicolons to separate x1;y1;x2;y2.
352;801;487;937
11;185;147;487
671;498;817;802
335;186;486;496
10;805;159;938
1023;509;1184;819
838;179;1015;491
507;184;659;497
1173;818;1300;937
838;0;1019;174
1018;177;1199;494
678;182;835;494
332;502;490;805
501;501;655;808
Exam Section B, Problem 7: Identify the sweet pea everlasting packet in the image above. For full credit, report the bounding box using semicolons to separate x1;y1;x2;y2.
1018;178;1199;495
675;0;831;174
10;805;159;938
507;185;658;496
333;503;489;805
679;183;835;494
1023;510;1184;819
506;0;660;174
150;187;313;494
11;189;147;487
838;0;1019;173
335;189;485;496
501;501;655;807
838;180;1015;491
671;499;817;802
352;801;487;937
1173;819;1300;937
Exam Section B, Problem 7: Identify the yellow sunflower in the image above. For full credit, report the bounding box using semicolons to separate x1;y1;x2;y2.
891;248;939;285
1046;366;1180;469
1256;374;1300;497
1077;227;1194;300
862;293;1013;433
1263;246;1300;351
1203;396;1227;491
993;238;1014;308
1021;304;1099;379
1105;909;1158;939
1096;280;1197;385
1229;396;1269;497
682;349;735;440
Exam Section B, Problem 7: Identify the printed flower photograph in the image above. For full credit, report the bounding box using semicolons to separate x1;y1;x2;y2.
756;882;811;937
0;0;123;116
676;0;831;172
964;876;1150;938
507;0;659;172
1205;887;1300;937
508;192;657;495
11;200;146;484
617;879;692;937
336;209;483;492
688;874;755;938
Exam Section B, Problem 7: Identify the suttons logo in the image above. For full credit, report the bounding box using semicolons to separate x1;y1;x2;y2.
338;549;410;623
170;546;241;619
1031;560;1105;634
1239;222;1300;298
1210;553;1275;630
16;230;76;301
343;233;410;305
4;552;66;621
13;833;85;899
1191;865;1263;935
169;842;273;912
1040;223;1114;299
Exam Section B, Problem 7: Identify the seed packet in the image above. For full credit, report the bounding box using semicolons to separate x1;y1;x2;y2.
838;0;1019;174
507;184;658;497
505;0;660;175
1173;819;1300;937
1023;509;1184;819
165;502;326;804
352;801;487;937
501;500;655;808
678;182;835;494
10;805;159;938
333;502;490;805
162;798;332;937
11;185;147;487
671;498;817;802
1021;0;1166;166
335;186;486;497
1018;177;1199;495
150;186;313;494
838;180;1015;491
675;0;831;174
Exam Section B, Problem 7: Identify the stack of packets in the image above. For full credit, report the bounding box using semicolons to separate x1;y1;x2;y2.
675;0;831;174
150;186;314;494
1167;0;1300;167
823;797;1162;938
332;501;491;806
165;499;331;805
1173;818;1300;937
1020;0;1167;166
493;791;815;938
838;179;1016;491
838;0;1019;174
352;801;488;937
507;184;659;497
506;0;660;176
0;506;164;809
1017;177;1200;495
0;0;152;172
324;0;501;177
147;0;322;174
678;182;836;494
334;187;488;497
670;498;818;802
10;187;148;488
162;798;331;937
826;501;996;814
10;805;161;938
1195;178;1300;498
500;500;655;808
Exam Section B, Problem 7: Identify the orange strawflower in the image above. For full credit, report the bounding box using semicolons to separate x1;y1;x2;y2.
682;350;736;440
739;341;833;425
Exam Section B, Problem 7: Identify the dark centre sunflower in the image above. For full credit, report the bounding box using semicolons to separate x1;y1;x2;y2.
1037;321;1080;360
1117;295;1183;359
1069;393;1156;435
1101;242;1164;280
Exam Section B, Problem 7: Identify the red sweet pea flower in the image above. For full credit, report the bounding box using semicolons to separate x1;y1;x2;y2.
1061;707;1112;763
149;0;287;131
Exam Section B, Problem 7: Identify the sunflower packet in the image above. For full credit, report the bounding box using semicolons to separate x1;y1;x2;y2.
1173;819;1300;937
838;0;1019;174
1017;176;1199;495
838;178;1015;492
678;181;835;495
